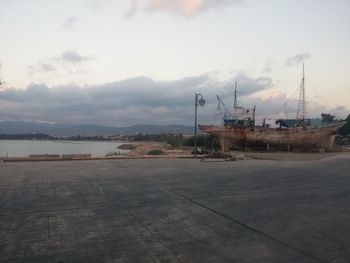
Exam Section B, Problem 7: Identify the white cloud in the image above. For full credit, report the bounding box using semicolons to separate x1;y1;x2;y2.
60;50;93;64
286;53;311;66
28;63;56;74
61;16;77;30
28;49;93;75
263;60;272;73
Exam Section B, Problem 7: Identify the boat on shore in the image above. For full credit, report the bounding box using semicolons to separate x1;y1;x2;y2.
199;66;346;151
199;122;345;151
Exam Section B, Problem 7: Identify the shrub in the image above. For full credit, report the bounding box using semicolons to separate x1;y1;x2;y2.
338;114;350;136
183;134;220;149
147;149;163;155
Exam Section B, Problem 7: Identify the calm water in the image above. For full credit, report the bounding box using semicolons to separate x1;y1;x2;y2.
0;140;133;157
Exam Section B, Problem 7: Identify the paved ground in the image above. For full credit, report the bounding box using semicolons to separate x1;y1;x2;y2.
1;154;350;263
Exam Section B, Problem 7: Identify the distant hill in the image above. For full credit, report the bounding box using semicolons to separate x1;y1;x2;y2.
0;121;194;136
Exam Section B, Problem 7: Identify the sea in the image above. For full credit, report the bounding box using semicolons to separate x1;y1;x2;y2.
0;140;133;157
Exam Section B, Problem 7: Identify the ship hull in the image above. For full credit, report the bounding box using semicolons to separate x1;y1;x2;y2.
199;123;345;151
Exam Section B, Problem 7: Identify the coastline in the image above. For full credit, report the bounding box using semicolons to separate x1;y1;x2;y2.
1;146;349;163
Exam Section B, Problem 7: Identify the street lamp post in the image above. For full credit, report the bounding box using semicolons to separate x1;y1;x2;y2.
194;93;205;158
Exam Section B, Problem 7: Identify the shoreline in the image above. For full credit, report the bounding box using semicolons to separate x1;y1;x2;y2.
1;150;349;163
1;141;349;162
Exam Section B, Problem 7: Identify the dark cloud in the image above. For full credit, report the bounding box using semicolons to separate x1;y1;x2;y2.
0;73;269;125
286;53;311;66
1;73;346;126
61;16;77;30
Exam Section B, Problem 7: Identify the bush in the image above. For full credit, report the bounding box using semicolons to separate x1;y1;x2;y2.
147;149;163;155
183;134;220;149
163;134;184;147
338;114;350;136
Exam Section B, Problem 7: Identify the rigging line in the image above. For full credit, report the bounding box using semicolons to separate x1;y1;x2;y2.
219;91;247;99
305;79;333;110
254;80;302;121
260;78;301;93
305;79;325;99
269;85;300;120
218;78;300;103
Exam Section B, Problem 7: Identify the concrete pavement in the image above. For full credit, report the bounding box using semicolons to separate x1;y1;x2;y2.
1;155;350;262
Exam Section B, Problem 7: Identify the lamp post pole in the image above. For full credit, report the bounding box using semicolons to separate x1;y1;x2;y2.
194;93;205;158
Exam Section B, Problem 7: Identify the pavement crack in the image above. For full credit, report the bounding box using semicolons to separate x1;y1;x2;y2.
155;184;326;263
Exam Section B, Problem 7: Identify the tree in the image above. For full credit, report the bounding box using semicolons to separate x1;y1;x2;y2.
338;114;350;136
321;113;336;123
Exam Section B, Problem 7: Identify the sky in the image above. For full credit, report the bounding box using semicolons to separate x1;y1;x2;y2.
0;0;349;126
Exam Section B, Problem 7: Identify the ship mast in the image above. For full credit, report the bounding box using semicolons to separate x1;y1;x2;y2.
234;81;237;109
296;63;307;126
234;81;244;109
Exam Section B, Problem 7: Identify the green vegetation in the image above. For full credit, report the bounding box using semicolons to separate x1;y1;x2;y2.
338;114;350;136
163;134;185;147
321;113;336;124
131;133;222;153
163;134;221;152
117;144;137;150
181;134;220;148
132;133;220;151
133;133;162;141
147;149;163;155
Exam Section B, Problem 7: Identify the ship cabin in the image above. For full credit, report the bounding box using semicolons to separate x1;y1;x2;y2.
223;106;256;127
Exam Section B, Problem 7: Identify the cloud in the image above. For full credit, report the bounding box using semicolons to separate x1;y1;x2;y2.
28;49;93;75
28;63;56;74
0;73;270;126
126;0;139;17
1;73;347;126
126;0;240;17
286;53;311;66
263;60;272;73
60;50;93;64
221;73;272;95
61;16;77;30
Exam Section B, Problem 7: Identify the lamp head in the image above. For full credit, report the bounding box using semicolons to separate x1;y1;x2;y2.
198;98;206;107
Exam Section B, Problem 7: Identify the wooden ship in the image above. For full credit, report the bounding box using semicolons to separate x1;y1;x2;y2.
199;66;345;151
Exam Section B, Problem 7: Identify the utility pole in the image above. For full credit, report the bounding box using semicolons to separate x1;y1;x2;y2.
194;93;205;158
234;81;237;109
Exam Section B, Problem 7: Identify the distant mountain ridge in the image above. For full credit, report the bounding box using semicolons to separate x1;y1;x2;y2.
0;121;194;136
